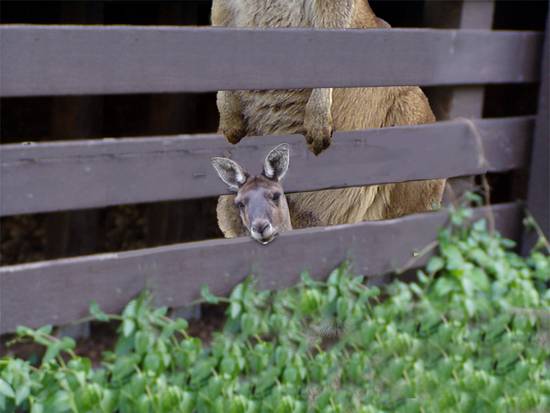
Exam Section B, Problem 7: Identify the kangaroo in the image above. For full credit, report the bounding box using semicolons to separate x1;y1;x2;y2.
212;0;445;238
211;144;293;244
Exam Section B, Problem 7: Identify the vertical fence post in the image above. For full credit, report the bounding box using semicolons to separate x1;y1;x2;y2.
522;13;549;254
423;0;495;204
52;3;104;340
423;0;494;119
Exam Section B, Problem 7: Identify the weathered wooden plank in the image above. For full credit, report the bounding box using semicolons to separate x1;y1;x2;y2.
522;15;549;253
0;117;533;216
0;202;522;333
0;25;542;97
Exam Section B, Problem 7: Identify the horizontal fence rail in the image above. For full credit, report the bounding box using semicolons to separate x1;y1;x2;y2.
0;26;543;97
0;202;521;333
0;116;533;216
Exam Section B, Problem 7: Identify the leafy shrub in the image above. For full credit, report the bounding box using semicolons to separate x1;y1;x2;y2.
1;207;549;413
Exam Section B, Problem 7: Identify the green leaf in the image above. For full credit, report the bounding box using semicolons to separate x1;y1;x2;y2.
469;268;490;291
442;245;464;270
327;267;341;286
240;314;258;336
90;301;109;321
433;277;456;297
230;301;242;319
60;336;76;351
336;297;350;320
220;356;237;376
134;331;150;354
283;366;298;384
472;219;487;233
201;285;220;304
190;360;216;385
231;283;245;301
0;379;15;399
300;272;314;286
122;318;135;337
44;390;72;412
427;256;445;274
180;391;194;413
327;286;338;302
112;355;140;382
255;367;279;394
37;325;53;335
15;383;31;406
500;237;516;249
16;326;34;336
465;192;483;205
464;298;476;317
100;389;117;413
300;290;321;315
144;352;161;373
461;277;474;296
31;402;44;413
123;299;138;318
42;342;63;364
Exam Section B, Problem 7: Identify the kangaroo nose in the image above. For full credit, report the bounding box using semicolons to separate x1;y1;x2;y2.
253;220;271;235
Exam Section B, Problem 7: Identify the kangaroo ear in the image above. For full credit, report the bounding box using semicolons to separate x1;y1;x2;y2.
263;143;290;181
211;157;248;191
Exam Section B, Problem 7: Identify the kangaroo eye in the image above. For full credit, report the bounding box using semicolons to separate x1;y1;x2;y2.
236;200;245;209
272;192;281;202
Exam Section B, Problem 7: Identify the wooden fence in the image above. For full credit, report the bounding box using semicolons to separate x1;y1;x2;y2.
1;10;548;334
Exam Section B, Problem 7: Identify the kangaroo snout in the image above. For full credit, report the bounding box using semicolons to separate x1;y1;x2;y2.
251;219;277;244
252;220;271;235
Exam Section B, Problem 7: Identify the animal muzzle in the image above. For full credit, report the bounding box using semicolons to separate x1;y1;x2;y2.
250;220;278;245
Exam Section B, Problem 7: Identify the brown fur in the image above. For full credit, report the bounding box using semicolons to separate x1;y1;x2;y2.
212;0;445;238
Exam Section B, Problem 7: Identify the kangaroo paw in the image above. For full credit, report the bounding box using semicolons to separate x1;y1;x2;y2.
304;116;333;155
221;124;246;145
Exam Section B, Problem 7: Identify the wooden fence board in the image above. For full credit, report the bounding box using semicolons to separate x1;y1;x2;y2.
0;117;532;215
0;202;522;333
0;25;542;97
0;117;533;216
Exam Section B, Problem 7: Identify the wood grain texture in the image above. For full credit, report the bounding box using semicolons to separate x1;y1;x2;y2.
0;203;522;333
0;117;533;216
0;25;542;96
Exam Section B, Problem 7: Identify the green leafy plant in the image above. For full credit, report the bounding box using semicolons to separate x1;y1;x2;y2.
1;205;549;412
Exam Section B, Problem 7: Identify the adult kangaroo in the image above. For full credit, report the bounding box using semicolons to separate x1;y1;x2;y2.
212;0;445;238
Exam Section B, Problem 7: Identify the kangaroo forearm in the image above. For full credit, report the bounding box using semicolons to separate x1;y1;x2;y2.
303;1;353;154
310;0;354;28
211;0;234;26
217;91;246;144
304;88;333;154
